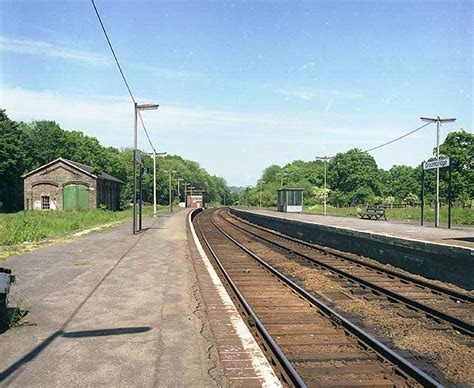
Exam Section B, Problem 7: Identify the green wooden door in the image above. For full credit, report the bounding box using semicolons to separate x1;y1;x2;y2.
63;184;89;210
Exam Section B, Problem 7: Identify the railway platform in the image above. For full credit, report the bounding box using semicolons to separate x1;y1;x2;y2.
234;208;474;249
231;208;474;290
0;209;277;387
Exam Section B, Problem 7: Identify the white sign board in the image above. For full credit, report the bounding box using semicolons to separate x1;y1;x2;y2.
424;158;450;170
135;151;142;164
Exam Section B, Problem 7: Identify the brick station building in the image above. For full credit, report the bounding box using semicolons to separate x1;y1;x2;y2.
23;158;123;211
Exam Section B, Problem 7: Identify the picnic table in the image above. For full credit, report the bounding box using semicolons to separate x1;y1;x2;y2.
359;205;387;221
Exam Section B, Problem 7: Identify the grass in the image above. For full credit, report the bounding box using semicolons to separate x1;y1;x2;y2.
0;205;167;247
0;295;28;333
304;205;474;225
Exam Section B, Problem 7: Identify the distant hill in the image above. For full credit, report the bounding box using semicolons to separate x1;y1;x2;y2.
228;186;244;193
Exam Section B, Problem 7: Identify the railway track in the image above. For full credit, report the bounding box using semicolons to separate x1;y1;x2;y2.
195;208;441;387
222;208;474;337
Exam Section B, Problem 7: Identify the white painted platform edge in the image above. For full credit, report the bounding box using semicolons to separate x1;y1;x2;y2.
188;210;283;388
236;208;474;253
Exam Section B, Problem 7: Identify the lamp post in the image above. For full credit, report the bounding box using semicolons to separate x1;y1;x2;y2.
175;177;183;202
133;103;159;234
315;156;332;216
145;151;167;217
259;180;265;208
420;116;456;227
183;182;189;207
164;169;176;212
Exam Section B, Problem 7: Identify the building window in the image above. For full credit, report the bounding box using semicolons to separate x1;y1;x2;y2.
41;196;50;210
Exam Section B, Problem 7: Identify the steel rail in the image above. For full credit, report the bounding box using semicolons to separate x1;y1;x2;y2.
207;212;441;387
228;209;473;304
224;210;474;336
195;211;306;388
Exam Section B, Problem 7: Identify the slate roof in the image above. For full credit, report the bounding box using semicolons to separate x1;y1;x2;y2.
23;157;124;184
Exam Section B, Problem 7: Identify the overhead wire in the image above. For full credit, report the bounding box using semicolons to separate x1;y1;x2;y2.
92;0;432;160
362;121;432;153
320;121;434;160
91;0;157;153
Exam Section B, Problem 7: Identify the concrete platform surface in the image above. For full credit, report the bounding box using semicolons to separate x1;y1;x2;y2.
237;208;474;250
0;210;220;387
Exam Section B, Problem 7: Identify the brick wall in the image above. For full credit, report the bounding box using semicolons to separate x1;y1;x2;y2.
24;161;97;210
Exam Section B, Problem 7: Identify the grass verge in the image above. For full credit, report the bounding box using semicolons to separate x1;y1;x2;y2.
304;205;474;225
0;205;167;260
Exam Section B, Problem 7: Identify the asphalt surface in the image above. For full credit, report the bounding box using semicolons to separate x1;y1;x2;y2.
0;210;219;387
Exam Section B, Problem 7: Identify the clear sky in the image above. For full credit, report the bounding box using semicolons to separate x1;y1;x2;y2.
1;0;472;186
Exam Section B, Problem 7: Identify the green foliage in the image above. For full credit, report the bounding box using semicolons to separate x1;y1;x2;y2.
0;109;231;212
0;110;28;212
382;165;420;202
328;149;381;204
0;207;165;246
246;133;472;214
438;129;473;205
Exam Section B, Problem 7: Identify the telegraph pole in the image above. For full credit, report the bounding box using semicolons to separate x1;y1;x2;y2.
420;116;456;227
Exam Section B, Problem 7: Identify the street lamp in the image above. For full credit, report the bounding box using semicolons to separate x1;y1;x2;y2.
175;177;184;202
315;156;333;216
182;182;189;207
145;151;167;217
420;116;456;227
163;169;177;212
133;102;159;234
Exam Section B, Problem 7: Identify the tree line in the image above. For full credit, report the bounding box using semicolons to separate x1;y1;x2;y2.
242;130;473;208
0;109;231;212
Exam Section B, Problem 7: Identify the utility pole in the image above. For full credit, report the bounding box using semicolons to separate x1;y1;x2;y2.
259;180;265;208
315;156;332;216
420;116;456;227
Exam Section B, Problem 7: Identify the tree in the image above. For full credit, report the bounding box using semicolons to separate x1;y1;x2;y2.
383;165;420;202
439;130;473;205
328;149;381;205
403;193;419;206
0;110;28;212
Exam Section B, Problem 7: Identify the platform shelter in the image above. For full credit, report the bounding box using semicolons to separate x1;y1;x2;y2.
277;188;303;212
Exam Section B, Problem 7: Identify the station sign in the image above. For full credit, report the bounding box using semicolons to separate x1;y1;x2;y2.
135;150;142;164
423;158;450;170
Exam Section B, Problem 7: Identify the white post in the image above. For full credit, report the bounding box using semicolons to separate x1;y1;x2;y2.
324;159;327;216
435;119;440;227
132;103;137;233
420;116;456;228
153;152;157;217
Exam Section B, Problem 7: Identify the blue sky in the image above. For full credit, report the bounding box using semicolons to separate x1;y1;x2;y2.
1;0;472;186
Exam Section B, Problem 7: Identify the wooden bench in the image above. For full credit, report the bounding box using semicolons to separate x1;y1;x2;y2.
359;205;387;221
